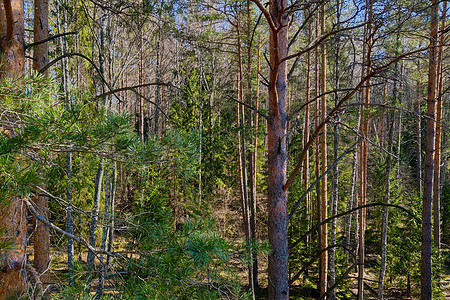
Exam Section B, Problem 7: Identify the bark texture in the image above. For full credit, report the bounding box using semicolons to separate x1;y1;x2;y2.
33;0;50;285
421;0;438;298
33;0;48;73
0;0;26;297
319;3;328;298
267;0;289;297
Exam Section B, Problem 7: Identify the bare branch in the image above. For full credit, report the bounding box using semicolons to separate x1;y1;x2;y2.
25;32;78;50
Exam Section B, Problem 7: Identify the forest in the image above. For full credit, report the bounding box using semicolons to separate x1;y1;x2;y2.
0;0;449;299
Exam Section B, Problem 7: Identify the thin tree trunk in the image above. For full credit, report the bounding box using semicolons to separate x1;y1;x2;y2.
154;11;162;136
380;82;387;148
304;19;312;246
378;111;395;300
421;0;438;298
236;19;254;292
87;158;105;272
358;2;372;299
314;14;321;284
417;62;423;195
319;3;328;298
106;162;116;269
247;16;259;290
433;0;446;250
329;2;341;298
346;145;358;264
138;13;144;140
96;171;111;298
67;152;75;285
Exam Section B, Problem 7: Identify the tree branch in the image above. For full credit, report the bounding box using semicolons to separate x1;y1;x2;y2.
289;244;356;285
283;45;433;191
288;139;359;219
25;32;78;50
4;0;13;42
250;0;277;33
290;203;421;250
228;97;268;119
281;23;366;64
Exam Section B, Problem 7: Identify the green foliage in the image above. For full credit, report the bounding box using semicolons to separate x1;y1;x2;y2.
123;217;243;299
53;283;115;300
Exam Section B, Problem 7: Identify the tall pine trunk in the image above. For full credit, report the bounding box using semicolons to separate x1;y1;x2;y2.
319;3;328;298
433;0;446;250
421;0;438;298
358;2;372;299
0;0;26;297
33;0;50;285
267;0;289;296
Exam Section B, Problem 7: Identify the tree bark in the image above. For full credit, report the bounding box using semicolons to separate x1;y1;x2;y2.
235;17;254;294
433;0;446;250
33;0;50;285
87;158;105;272
106;162;116;270
67;152;75;285
421;0;438;298
358;2;372;299
266;0;289;296
247;13;259;290
416;62;422;195
314;14;321;285
378;111;395;300
33;0;48;73
303;19;311;247
329;2;341;298
319;3;328;298
0;0;26;297
96;170;111;298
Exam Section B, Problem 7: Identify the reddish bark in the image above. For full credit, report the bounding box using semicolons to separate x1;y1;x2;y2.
421;0;438;298
33;0;50;284
1;0;24;76
33;0;49;73
265;0;290;297
0;199;27;298
0;0;26;297
433;0;446;249
33;194;50;282
358;2;372;299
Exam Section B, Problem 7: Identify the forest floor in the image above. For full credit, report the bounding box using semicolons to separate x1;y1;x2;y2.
30;237;450;299
35;250;450;299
